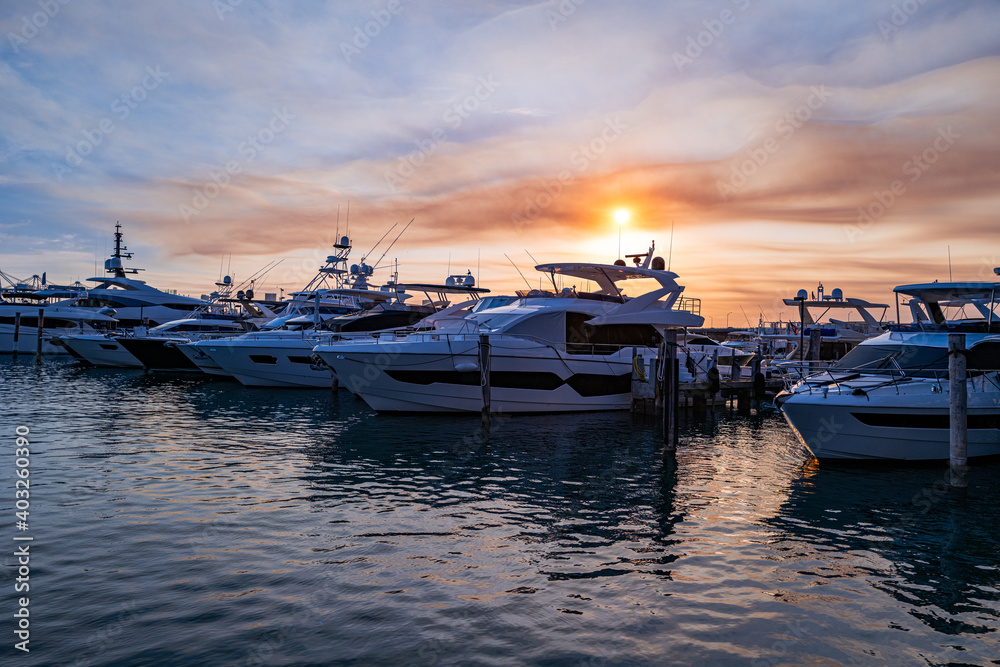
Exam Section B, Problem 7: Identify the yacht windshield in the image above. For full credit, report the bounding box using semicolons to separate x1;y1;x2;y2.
466;312;525;332
832;344;947;375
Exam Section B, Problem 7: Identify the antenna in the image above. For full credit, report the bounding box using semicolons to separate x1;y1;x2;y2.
373;219;413;269
740;305;752;328
447;252;451;276
363;222;398;262
525;249;539;265
504;253;533;290
336;204;341;241
477;249;480;287
948;245;953;281
345;201;350;239
667;220;675;271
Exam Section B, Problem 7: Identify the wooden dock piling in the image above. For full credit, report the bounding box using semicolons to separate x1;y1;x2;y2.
36;308;45;358
12;312;20;358
661;331;678;454
949;333;968;488
479;333;491;423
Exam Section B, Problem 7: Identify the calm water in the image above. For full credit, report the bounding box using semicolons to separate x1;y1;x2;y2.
1;355;999;666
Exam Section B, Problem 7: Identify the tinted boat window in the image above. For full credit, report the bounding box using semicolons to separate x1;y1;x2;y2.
968;342;1000;371
831;344;948;375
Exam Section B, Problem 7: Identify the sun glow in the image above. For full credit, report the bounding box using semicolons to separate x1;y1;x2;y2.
614;208;630;224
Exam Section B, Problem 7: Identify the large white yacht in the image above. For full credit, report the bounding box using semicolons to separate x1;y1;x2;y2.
312;243;703;412
57;224;213;366
777;276;1000;461
0;282;118;355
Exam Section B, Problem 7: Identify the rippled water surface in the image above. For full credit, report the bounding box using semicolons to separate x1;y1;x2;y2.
2;355;999;666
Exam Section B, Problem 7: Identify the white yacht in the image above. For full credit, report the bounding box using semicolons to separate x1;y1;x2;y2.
57;224;212;366
312;244;703;412
108;272;281;371
197;277;491;388
777;277;1000;461
0;283;118;355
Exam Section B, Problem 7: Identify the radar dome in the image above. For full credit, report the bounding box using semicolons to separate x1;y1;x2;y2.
651;256;665;270
831;288;843;301
796;289;808;300
613;259;627;267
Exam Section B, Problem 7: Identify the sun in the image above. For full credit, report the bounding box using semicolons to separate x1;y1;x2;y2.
613;208;630;224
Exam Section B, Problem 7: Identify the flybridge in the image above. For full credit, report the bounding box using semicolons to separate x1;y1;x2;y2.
893;272;1000;329
535;241;682;296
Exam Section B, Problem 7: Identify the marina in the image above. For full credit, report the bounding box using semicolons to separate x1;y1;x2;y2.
3;224;1000;665
4;1;1000;664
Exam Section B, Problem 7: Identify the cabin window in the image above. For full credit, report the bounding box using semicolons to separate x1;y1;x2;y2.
968;342;1000;371
565;312;659;355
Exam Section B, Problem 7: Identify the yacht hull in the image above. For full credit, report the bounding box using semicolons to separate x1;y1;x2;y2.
0;327;72;355
200;337;335;388
58;334;143;367
116;337;199;371
314;338;634;413
781;387;1000;461
176;342;230;376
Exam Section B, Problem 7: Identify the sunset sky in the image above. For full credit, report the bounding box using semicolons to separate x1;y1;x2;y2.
2;0;999;324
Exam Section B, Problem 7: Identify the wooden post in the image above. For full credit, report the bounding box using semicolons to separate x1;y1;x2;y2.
36;308;45;357
809;328;821;364
479;333;491;422
949;333;968;488
12;311;20;358
750;352;762;409
662;330;678;454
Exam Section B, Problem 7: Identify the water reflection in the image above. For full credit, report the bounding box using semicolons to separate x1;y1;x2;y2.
2;356;998;665
770;463;1000;639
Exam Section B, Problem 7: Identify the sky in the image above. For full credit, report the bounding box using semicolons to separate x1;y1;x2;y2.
2;0;999;324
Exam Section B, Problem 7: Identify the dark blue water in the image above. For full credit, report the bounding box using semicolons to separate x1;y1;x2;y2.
1;356;999;666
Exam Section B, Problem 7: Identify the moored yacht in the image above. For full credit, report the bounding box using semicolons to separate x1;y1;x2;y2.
0;285;119;355
777;276;1000;461
199;277;491;388
313;243;704;412
57;224;213;366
